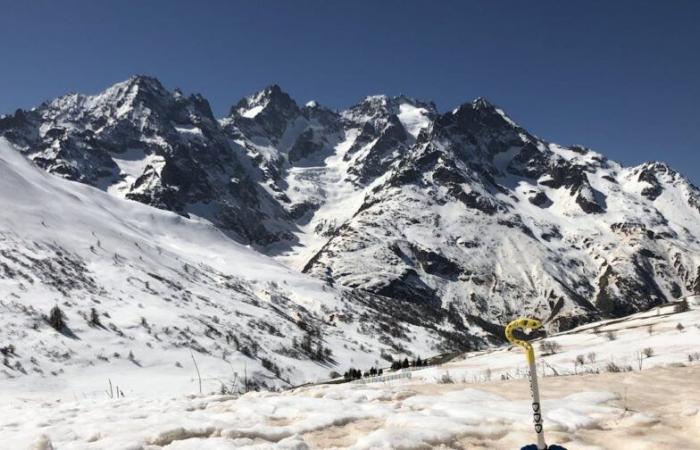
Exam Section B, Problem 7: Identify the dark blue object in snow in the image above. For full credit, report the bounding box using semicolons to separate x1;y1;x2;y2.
520;445;568;450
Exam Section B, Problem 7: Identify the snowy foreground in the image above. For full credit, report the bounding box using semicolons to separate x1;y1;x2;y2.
3;301;699;449
7;366;700;450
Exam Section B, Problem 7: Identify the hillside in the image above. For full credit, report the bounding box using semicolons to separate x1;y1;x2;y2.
0;138;478;396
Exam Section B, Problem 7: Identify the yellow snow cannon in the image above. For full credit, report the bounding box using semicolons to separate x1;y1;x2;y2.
506;318;567;450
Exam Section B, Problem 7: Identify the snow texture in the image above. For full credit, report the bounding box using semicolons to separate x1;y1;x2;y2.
3;299;699;449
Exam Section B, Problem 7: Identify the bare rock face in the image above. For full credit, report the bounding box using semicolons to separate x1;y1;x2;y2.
3;76;700;340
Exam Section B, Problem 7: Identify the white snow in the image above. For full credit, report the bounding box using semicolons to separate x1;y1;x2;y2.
0;380;637;449
274;127;388;270
0;138;447;400
174;125;204;136
241;104;264;118
108;148;166;196
495;107;520;128
3;300;699;449
396;103;430;138
411;300;700;384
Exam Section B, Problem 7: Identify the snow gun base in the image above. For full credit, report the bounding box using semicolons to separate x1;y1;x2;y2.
520;445;568;450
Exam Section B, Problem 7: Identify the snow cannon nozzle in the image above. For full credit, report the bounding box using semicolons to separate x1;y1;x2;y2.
507;317;568;450
506;317;542;336
505;317;542;363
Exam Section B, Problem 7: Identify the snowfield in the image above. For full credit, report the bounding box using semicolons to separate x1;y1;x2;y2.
2;380;643;450
3;299;699;449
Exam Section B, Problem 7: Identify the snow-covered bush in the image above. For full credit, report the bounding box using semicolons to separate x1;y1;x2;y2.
539;340;562;355
438;371;455;384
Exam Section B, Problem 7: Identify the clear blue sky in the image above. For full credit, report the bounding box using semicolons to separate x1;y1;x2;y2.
1;0;698;183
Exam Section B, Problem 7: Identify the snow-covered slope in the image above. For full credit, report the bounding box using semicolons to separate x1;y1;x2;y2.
0;138;482;397
413;296;700;383
4;298;699;450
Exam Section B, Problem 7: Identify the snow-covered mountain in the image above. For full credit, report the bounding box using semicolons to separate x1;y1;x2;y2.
302;100;700;331
1;75;700;384
0;76;294;245
0;138;479;395
217;85;700;332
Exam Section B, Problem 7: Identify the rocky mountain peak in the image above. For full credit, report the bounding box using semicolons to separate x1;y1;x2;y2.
230;84;299;119
97;75;170;108
471;96;496;110
125;74;167;91
447;97;516;127
639;161;676;177
224;85;302;145
346;94;436;122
